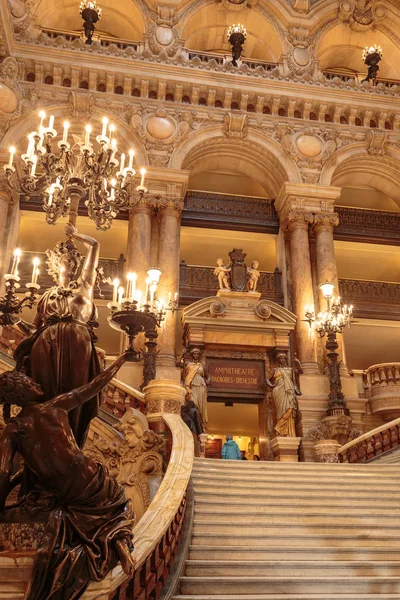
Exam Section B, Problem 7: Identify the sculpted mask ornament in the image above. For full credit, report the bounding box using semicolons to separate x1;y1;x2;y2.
338;0;386;31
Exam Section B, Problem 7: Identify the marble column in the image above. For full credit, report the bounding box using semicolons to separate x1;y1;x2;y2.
313;212;347;367
125;199;152;295
287;211;319;373
0;187;19;293
156;199;184;371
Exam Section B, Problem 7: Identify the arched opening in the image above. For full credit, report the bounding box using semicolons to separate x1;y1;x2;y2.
317;23;400;81
181;4;283;62
33;0;145;42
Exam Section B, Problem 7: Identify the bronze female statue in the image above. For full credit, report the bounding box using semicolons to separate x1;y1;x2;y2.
183;348;210;426
266;352;302;438
0;350;136;600
15;223;100;447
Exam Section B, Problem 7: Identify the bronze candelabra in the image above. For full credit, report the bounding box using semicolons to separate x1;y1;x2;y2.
305;282;353;416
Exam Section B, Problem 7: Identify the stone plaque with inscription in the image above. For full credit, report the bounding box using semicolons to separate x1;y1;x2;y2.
207;358;265;401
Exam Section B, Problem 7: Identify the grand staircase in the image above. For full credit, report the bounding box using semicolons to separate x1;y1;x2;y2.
173;457;400;599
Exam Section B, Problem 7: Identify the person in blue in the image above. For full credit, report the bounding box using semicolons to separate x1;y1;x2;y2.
221;434;242;460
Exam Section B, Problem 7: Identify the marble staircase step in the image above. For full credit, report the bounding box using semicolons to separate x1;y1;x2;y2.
191;532;400;547
192;476;400;491
192;467;400;483
184;559;400;577
193;483;400;498
194;496;400;510
193;487;400;503
192;520;400;535
174;594;400;599
179;576;400;595
188;545;400;561
194;505;400;518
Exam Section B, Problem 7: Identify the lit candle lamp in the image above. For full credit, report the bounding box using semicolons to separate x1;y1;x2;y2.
48;115;55;130
62;121;69;144
34;267;40;286
140;168;146;187
117;286;124;305
11;248;21;276
128;149;135;169
145;277;150;304
110;178;116;201
119;153;125;173
109;124;115;143
30;155;37;177
31;257;40;284
85;124;92;147
112;278;120;303
7;147;15;169
39;110;46;131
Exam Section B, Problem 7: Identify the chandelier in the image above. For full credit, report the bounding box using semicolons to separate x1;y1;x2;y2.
362;44;383;62
79;0;102;45
3;112;148;231
0;248;41;327
305;282;353;338
107;267;177;384
227;23;247;40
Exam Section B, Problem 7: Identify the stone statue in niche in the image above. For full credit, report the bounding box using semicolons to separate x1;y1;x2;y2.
181;348;210;427
14;223;101;450
266;352;302;437
213;249;261;292
247;261;260;292
0;350;136;600
214;258;231;290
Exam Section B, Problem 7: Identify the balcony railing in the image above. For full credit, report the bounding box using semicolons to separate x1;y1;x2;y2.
179;262;283;306
339;278;400;320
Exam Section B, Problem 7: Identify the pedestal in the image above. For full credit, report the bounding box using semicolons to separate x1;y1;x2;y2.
199;433;209;458
313;439;341;463
144;379;186;415
270;436;301;462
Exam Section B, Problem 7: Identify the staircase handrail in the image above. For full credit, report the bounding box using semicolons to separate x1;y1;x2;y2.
339;416;400;463
83;412;194;599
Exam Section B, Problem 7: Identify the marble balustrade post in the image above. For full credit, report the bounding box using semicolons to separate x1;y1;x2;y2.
287;211;319;374
156;199;184;370
313;212;347;368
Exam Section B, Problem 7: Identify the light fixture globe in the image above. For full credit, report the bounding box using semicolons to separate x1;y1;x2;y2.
319;281;335;299
147;267;162;285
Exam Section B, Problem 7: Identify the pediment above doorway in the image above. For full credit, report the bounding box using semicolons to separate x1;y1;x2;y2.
182;290;296;350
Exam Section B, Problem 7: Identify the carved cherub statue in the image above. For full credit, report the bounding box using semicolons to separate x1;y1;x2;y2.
214;258;231;290
247;260;260;292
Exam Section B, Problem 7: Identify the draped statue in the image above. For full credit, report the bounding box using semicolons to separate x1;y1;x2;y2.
266;353;302;437
14;223;100;448
0;351;136;600
183;348;210;426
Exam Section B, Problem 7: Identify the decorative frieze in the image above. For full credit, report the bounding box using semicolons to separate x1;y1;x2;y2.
335;206;400;245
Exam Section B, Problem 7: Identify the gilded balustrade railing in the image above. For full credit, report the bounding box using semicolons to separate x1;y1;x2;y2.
339;416;400;463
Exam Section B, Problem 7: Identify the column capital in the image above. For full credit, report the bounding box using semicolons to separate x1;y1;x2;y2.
148;195;185;217
275;182;342;221
312;212;340;233
286;210;314;232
